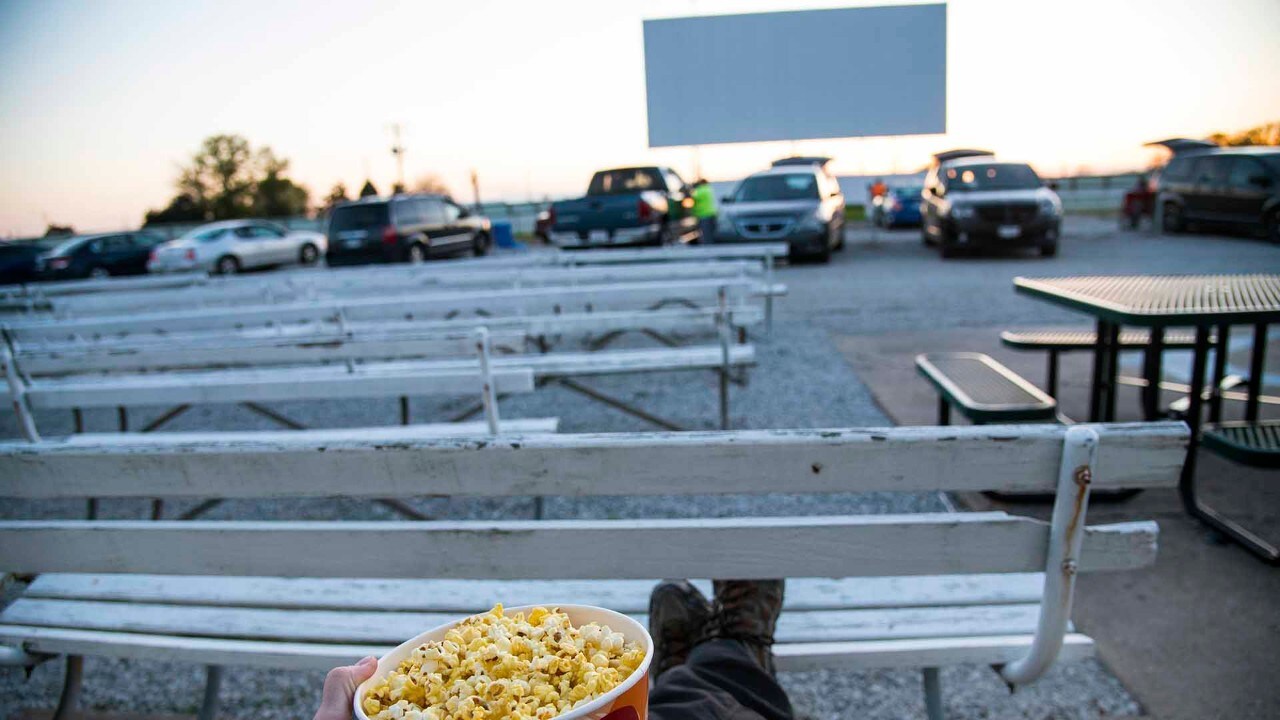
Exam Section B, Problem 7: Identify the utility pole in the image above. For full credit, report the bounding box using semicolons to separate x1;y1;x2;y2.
470;169;482;211
390;123;405;193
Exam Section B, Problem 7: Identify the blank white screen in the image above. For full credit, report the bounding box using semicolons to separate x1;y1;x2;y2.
643;4;947;147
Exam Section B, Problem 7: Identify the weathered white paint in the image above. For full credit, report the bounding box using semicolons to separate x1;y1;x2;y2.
0;515;1159;578
24;573;1046;612
0;624;1081;673
5;278;771;341
13;307;763;375
0;344;39;442
0;345;750;409
0;597;1050;645
0;422;1187;499
40;262;766;317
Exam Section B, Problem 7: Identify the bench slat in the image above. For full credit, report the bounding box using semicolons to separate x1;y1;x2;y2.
23;573;1045;612
0;422;1189;499
1;346;752;409
1000;328;1204;351
0;516;1159;578
0;598;1049;645
0;624;1091;672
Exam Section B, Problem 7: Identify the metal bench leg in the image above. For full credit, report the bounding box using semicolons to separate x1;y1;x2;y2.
1208;324;1230;423
937;397;951;426
923;667;944;720
1141;327;1165;420
1046;349;1059;398
52;655;84;720
198;665;223;720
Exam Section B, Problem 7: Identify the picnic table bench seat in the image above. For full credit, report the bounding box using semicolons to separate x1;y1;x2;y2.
1000;328;1209;397
0;423;1187;720
916;353;1057;425
1201;420;1280;469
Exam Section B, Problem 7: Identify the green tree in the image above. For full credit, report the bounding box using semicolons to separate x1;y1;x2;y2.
177;134;256;219
323;183;350;211
144;194;206;225
251;148;309;217
1207;121;1279;147
359;180;379;198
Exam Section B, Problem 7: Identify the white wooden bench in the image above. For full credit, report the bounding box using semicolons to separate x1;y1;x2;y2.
3;278;780;342
0;422;1187;720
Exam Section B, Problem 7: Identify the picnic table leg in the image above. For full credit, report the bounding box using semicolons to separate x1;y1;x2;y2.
1103;323;1121;422
937;397;951;426
51;655;84;720
1208;324;1230;423
1141;326;1165;420
1245;324;1267;422
197;665;223;720
922;667;944;720
400;396;410;425
1088;320;1108;421
1046;349;1060;398
117;406;128;432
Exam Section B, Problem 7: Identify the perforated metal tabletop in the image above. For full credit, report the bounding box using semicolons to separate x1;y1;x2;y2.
1014;274;1280;326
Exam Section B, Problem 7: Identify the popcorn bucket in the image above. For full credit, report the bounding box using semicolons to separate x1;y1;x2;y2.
354;604;654;720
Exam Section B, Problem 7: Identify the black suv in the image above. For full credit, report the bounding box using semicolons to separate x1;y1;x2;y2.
1155;147;1280;242
325;194;492;266
921;158;1062;258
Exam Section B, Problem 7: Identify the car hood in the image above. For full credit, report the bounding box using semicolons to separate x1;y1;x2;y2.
949;188;1055;203
723;199;820;217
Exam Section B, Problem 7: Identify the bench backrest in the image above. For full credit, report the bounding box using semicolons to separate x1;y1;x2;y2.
0;422;1187;580
3;278;769;342
31;261;765;318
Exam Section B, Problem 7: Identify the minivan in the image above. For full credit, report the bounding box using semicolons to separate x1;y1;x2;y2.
1155;147;1280;242
326;194;492;266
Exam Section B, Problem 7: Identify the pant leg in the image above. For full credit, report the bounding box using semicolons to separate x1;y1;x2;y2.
699;217;717;242
648;639;794;720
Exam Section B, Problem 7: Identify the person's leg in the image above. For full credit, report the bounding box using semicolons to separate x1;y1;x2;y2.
648;639;793;720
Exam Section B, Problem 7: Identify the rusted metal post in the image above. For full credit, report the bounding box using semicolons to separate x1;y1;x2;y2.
1000;425;1098;685
51;655;84;720
475;327;500;435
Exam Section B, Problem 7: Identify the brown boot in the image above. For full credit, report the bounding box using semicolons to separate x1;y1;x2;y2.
708;579;785;676
648;580;714;680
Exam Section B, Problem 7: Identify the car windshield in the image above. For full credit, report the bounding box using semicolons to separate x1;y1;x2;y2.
587;169;664;196
735;174;819;202
178;227;227;243
330;204;389;230
1257;153;1280;176
945;164;1042;191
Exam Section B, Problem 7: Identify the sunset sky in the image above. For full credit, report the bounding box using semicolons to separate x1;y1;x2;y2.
1;0;1278;237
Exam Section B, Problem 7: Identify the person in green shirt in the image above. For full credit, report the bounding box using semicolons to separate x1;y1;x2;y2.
691;179;718;243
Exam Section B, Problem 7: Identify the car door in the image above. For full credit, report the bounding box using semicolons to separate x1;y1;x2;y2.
254;223;294;264
1225;157;1273;225
96;235;138;275
230;225;270;268
421;197;464;252
1187;156;1230;221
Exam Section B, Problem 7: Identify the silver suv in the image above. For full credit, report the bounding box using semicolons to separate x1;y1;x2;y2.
713;159;846;262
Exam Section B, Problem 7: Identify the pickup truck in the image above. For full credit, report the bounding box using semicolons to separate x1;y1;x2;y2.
546;166;698;248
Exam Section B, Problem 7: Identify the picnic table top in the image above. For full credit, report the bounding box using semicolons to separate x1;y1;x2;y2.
1014;274;1280;326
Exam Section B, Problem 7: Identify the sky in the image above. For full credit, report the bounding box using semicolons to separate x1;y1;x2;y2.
1;0;1278;237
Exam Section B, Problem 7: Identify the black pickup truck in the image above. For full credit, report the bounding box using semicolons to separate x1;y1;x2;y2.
546;167;698;248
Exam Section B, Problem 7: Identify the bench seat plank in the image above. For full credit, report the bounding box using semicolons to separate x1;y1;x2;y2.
0;516;1159;579
0;422;1189;499
23;573;1046;612
0;624;1092;673
916;353;1056;422
1201;421;1280;468
0;598;1053;645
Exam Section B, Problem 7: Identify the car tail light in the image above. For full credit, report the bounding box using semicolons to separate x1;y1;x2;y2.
185;249;196;261
49;257;70;269
382;227;398;245
637;198;653;222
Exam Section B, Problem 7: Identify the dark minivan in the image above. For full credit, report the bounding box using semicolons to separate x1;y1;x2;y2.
36;231;165;280
325;194;492;266
1156;147;1280;242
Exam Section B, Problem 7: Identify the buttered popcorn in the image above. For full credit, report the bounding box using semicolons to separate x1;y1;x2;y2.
362;605;645;720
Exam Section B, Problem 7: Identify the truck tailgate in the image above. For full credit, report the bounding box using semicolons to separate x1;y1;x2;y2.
552;195;644;232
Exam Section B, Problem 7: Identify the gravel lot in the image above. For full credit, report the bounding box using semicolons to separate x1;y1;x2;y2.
3;216;1276;719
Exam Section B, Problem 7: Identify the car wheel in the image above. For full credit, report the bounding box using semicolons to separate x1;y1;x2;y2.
215;256;239;275
88;266;110;279
407;243;427;264
833;222;845;251
472;232;491;256
299;243;319;265
1161;202;1184;234
1040;243;1058;258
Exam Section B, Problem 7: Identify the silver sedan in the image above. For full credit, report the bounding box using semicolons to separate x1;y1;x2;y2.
147;220;327;275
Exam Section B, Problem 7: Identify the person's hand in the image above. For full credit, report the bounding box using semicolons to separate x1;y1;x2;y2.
314;656;378;720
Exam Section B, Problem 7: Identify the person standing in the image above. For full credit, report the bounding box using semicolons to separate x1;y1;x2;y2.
692;179;719;244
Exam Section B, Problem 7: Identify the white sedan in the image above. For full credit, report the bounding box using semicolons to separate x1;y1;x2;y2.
147;220;327;275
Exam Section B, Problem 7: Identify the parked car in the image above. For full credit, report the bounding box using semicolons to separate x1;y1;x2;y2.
921;157;1061;258
148;220;326;275
0;238;61;285
325;194;491;266
1155;146;1280;242
713;162;846;262
35;231;166;280
873;185;925;228
547;167;697;248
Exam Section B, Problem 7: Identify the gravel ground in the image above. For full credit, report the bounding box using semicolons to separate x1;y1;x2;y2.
6;215;1273;719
